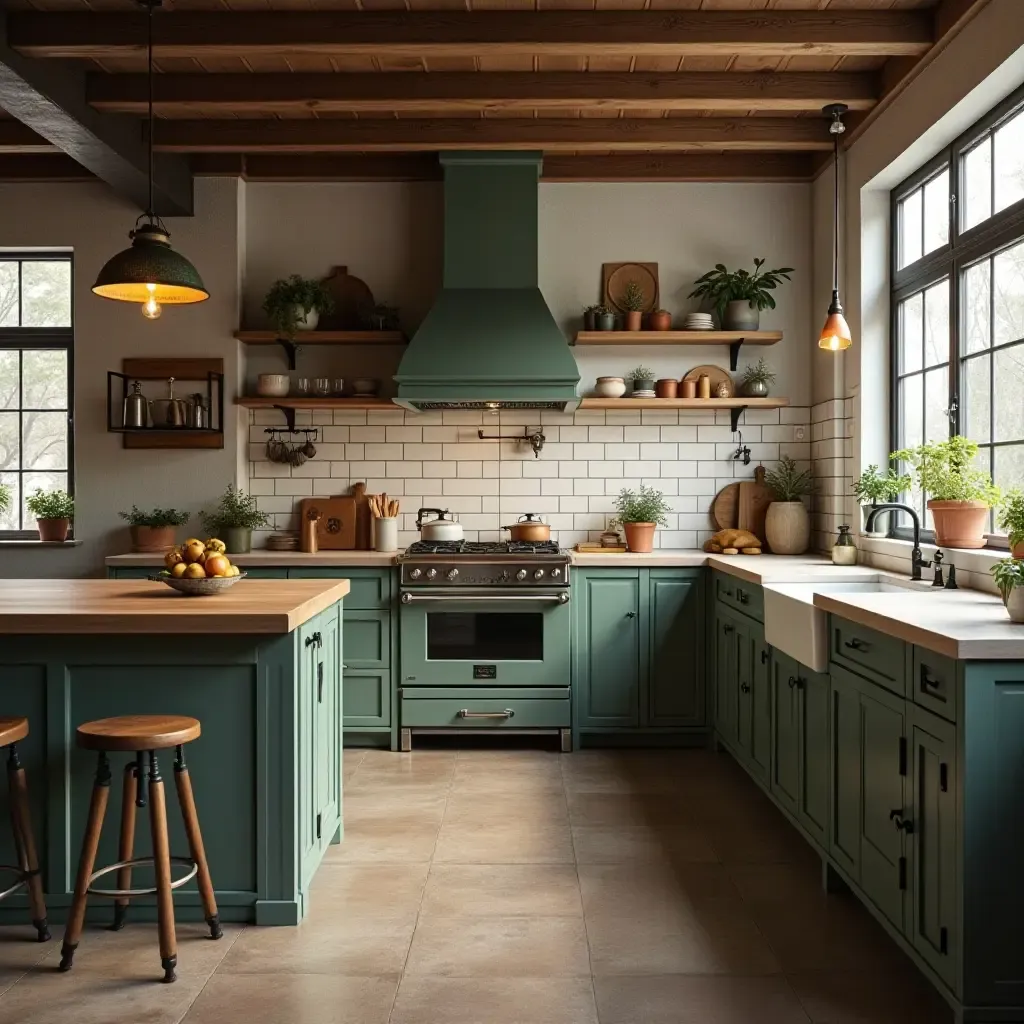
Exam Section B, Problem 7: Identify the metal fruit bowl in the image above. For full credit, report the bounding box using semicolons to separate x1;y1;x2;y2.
148;572;247;597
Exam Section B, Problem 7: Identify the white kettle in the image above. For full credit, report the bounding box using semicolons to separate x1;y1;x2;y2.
415;507;464;542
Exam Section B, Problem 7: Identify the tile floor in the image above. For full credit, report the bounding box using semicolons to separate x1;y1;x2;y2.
0;746;952;1023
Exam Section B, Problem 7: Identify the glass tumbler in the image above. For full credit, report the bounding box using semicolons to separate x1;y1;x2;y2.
314;378;331;397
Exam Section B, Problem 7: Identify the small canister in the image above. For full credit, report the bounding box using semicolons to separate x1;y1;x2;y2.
123;380;147;429
698;373;711;399
680;379;697;399
656;379;678;399
374;517;398;553
832;524;858;565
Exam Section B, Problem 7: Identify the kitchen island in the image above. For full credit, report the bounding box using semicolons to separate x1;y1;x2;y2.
0;578;348;927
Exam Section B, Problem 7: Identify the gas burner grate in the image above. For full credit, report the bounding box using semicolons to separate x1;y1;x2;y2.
405;540;562;556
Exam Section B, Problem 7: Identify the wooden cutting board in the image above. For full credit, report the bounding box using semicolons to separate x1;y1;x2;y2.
351;482;372;550
318;265;375;330
711;483;740;531
300;496;357;550
738;465;773;545
575;543;628;554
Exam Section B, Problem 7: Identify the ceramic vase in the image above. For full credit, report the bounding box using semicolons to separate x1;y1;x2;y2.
595;377;627;398
596;312;617;331
221;526;253;554
723;300;759;331
632;378;655;395
1005;587;1024;623
623;522;656;553
583;310;597;332
649;310;672;331
765;501;810;555
130;525;178;553
742;379;770;398
36;518;70;543
292;306;319;331
927;500;990;549
861;503;889;539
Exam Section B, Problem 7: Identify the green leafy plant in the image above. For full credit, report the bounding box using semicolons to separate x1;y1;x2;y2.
689;259;794;320
741;358;776;389
998;489;1024;548
891;436;1001;505
620;280;646;313
583;304;604;315
200;485;271;533
118;506;190;528
613;485;672;526
765;456;814;502
262;275;336;337
0;483;10;517
627;365;654;382
992;557;1024;602
852;463;911;505
26;488;73;520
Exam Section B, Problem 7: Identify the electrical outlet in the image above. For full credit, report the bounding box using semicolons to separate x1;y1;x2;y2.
794;425;806;441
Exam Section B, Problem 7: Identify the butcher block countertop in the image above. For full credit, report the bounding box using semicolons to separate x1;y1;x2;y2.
106;550;396;568
0;579;350;634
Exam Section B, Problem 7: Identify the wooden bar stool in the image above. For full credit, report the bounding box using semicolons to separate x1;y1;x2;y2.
0;717;49;943
59;715;222;983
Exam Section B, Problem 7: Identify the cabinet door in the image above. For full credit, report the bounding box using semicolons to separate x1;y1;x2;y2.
316;610;342;850
798;667;830;850
771;651;800;818
908;705;957;990
750;625;772;782
736;617;753;762
714;611;739;748
830;668;863;879
647;575;704;728
343;671;391;730
297;622;320;888
576;574;640;728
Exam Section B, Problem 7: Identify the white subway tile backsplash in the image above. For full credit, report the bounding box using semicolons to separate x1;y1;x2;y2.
498;478;542;496
403;443;444;461
661;461;698;477
623;426;661;442
424;461;457;478
541;478;575;495
588;461;624;478
351;426;387;442
574;479;605;496
444;478;499;496
573;443;604;461
604;443;640;460
558;461;588;478
523;460;559;478
697;425;738;443
365;443;404;460
639;442;678;460
588;426;624;442
274;479;313;496
660;425;698;442
558;426;590;443
604;410;642;425
386;426;422;442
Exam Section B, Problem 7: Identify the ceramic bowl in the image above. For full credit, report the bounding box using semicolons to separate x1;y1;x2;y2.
148;572;247;597
595;376;627;398
256;373;290;397
352;377;379;396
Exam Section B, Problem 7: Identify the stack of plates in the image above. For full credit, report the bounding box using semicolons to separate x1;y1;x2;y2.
631;389;656;399
682;313;715;331
266;532;300;551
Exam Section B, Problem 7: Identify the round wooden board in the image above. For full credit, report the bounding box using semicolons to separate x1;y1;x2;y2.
607;263;658;314
711;482;740;531
683;363;734;397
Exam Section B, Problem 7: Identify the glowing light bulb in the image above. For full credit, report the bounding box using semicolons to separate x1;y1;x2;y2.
141;283;162;320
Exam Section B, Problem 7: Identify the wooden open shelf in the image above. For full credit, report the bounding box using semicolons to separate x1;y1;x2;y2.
579;396;788;430
236;396;395;410
573;330;782;371
234;330;406;344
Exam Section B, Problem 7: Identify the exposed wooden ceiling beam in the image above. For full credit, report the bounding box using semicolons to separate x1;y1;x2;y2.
190;153;443;181
0;153;92;180
0;14;193;215
154;117;831;154
10;11;934;61
89;71;878;116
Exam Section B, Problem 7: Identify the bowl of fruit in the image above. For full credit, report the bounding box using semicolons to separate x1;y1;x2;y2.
149;537;247;596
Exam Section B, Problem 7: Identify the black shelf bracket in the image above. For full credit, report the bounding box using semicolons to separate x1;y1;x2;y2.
728;339;745;372
730;406;746;432
274;405;297;432
275;337;299;370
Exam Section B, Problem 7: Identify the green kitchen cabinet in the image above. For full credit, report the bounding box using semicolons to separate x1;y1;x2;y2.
713;608;741;749
797;665;830;850
574;568;705;741
770;650;801;818
716;606;769;781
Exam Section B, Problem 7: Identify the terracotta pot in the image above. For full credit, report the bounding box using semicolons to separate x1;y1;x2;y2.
927;500;990;549
649;310;672;331
680;379;697;399
623;522;656;553
1012;539;1024;559
625;310;642;331
764;501;810;555
37;517;70;543
655;379;678;399
1005;588;1024;623
129;524;179;553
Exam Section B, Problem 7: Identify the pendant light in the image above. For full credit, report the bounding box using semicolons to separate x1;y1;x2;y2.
818;103;852;352
92;0;208;318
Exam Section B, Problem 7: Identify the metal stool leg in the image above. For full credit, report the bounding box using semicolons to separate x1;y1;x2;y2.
173;745;221;940
6;744;49;942
111;760;140;931
147;751;177;983
60;752;111;971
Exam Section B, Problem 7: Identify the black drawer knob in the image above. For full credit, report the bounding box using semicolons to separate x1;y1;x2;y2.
844;637;869;652
740;682;751;693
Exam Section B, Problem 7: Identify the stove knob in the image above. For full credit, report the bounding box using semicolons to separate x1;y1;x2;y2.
409;568;422;580
516;569;528;581
534;569;545;580
500;570;511;582
551;568;562;578
426;568;438;580
446;568;459;581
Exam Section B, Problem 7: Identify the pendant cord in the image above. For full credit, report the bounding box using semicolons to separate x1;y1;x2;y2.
147;1;154;221
832;127;839;295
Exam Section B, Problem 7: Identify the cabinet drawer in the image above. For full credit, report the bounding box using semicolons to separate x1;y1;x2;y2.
830;616;907;697
714;572;763;621
401;688;571;728
289;568;393;609
343;611;390;669
344;671;391;730
912;648;958;723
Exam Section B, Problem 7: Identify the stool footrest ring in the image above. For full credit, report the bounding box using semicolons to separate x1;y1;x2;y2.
86;856;198;899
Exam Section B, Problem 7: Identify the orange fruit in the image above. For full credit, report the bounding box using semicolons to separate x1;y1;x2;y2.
204;554;230;577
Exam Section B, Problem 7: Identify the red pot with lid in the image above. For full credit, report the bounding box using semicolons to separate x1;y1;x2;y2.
502;514;551;542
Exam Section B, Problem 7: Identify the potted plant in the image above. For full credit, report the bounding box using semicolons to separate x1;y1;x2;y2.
627;365;655;395
26;488;74;543
688;258;794;330
368;303;399;331
119;505;191;553
992;557;1024;623
852;463;911;538
262;275;336;337
740;357;776;398
764;456;813;554
0;482;11;526
200;484;271;554
892;436;1001;549
648;308;672;331
998;489;1024;558
583;304;602;332
620;280;646;331
595;305;617;332
612;485;671;553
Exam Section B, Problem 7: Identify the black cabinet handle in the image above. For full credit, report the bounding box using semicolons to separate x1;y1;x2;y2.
761;650;769;665
920;666;941;691
788;675;804;689
844;637;869;652
740;682;751;693
737;590;749;605
625;611;636;619
304;631;323;649
889;809;914;834
721;588;734;598
723;624;734;634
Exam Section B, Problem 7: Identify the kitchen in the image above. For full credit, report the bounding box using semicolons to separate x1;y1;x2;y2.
1;2;1024;1023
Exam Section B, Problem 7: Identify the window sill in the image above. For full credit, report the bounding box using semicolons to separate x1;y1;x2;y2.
857;535;1004;580
0;540;82;548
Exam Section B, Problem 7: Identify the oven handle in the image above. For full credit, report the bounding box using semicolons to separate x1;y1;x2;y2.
458;709;515;720
400;591;569;605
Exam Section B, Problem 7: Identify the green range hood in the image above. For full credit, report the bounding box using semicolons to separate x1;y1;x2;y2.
394;152;580;411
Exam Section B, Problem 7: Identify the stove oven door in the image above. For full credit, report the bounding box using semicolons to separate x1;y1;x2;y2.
399;589;571;688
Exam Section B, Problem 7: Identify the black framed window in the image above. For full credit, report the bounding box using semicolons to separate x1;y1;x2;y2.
0;253;74;538
891;81;1024;539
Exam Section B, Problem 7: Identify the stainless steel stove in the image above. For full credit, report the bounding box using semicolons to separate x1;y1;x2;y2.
397;540;573;752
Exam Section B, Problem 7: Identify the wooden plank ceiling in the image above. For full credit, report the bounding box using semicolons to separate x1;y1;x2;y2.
0;0;983;185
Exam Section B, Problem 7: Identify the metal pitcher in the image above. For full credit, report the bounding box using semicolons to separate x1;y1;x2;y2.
150;377;187;428
123;380;148;429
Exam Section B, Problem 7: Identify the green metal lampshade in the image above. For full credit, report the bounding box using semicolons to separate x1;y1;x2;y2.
92;222;209;305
